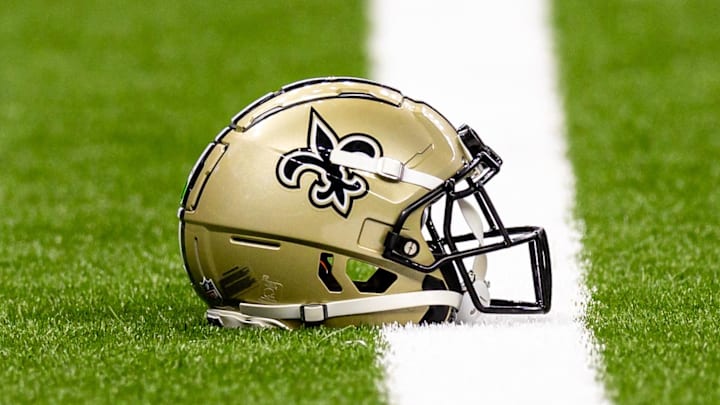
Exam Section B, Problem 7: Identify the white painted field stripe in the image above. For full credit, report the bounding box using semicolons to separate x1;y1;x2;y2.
369;1;608;404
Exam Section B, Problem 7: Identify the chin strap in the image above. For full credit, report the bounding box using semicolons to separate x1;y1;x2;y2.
229;290;462;325
457;199;489;281
330;150;443;190
207;308;291;329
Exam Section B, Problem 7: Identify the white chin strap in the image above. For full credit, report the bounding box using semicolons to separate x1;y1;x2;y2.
456;199;491;323
207;308;290;329
458;199;488;281
455;279;491;324
330;150;443;190
209;290;462;328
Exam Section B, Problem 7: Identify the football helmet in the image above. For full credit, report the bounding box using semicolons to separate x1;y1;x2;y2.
178;77;551;329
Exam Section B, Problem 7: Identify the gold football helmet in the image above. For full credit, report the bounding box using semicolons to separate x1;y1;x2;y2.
179;77;551;329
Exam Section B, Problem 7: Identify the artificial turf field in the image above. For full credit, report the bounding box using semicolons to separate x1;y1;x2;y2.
555;1;720;403
1;1;719;404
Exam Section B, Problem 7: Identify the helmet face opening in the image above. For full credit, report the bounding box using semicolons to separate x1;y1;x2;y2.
382;125;552;314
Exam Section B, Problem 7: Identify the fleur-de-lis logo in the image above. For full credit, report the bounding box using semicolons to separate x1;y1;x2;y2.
275;108;382;218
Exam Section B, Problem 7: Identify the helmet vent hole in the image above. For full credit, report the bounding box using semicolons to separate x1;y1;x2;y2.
346;259;397;293
318;253;342;292
230;236;280;250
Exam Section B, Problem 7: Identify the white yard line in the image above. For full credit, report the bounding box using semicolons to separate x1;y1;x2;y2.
370;1;607;404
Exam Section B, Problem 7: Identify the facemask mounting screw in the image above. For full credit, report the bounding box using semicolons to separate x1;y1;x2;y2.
403;239;419;257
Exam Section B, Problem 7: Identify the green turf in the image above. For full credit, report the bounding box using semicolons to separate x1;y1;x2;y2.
553;0;720;403
0;1;386;403
346;259;380;283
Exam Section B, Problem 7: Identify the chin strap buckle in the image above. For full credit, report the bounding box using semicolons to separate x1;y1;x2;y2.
300;304;328;323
